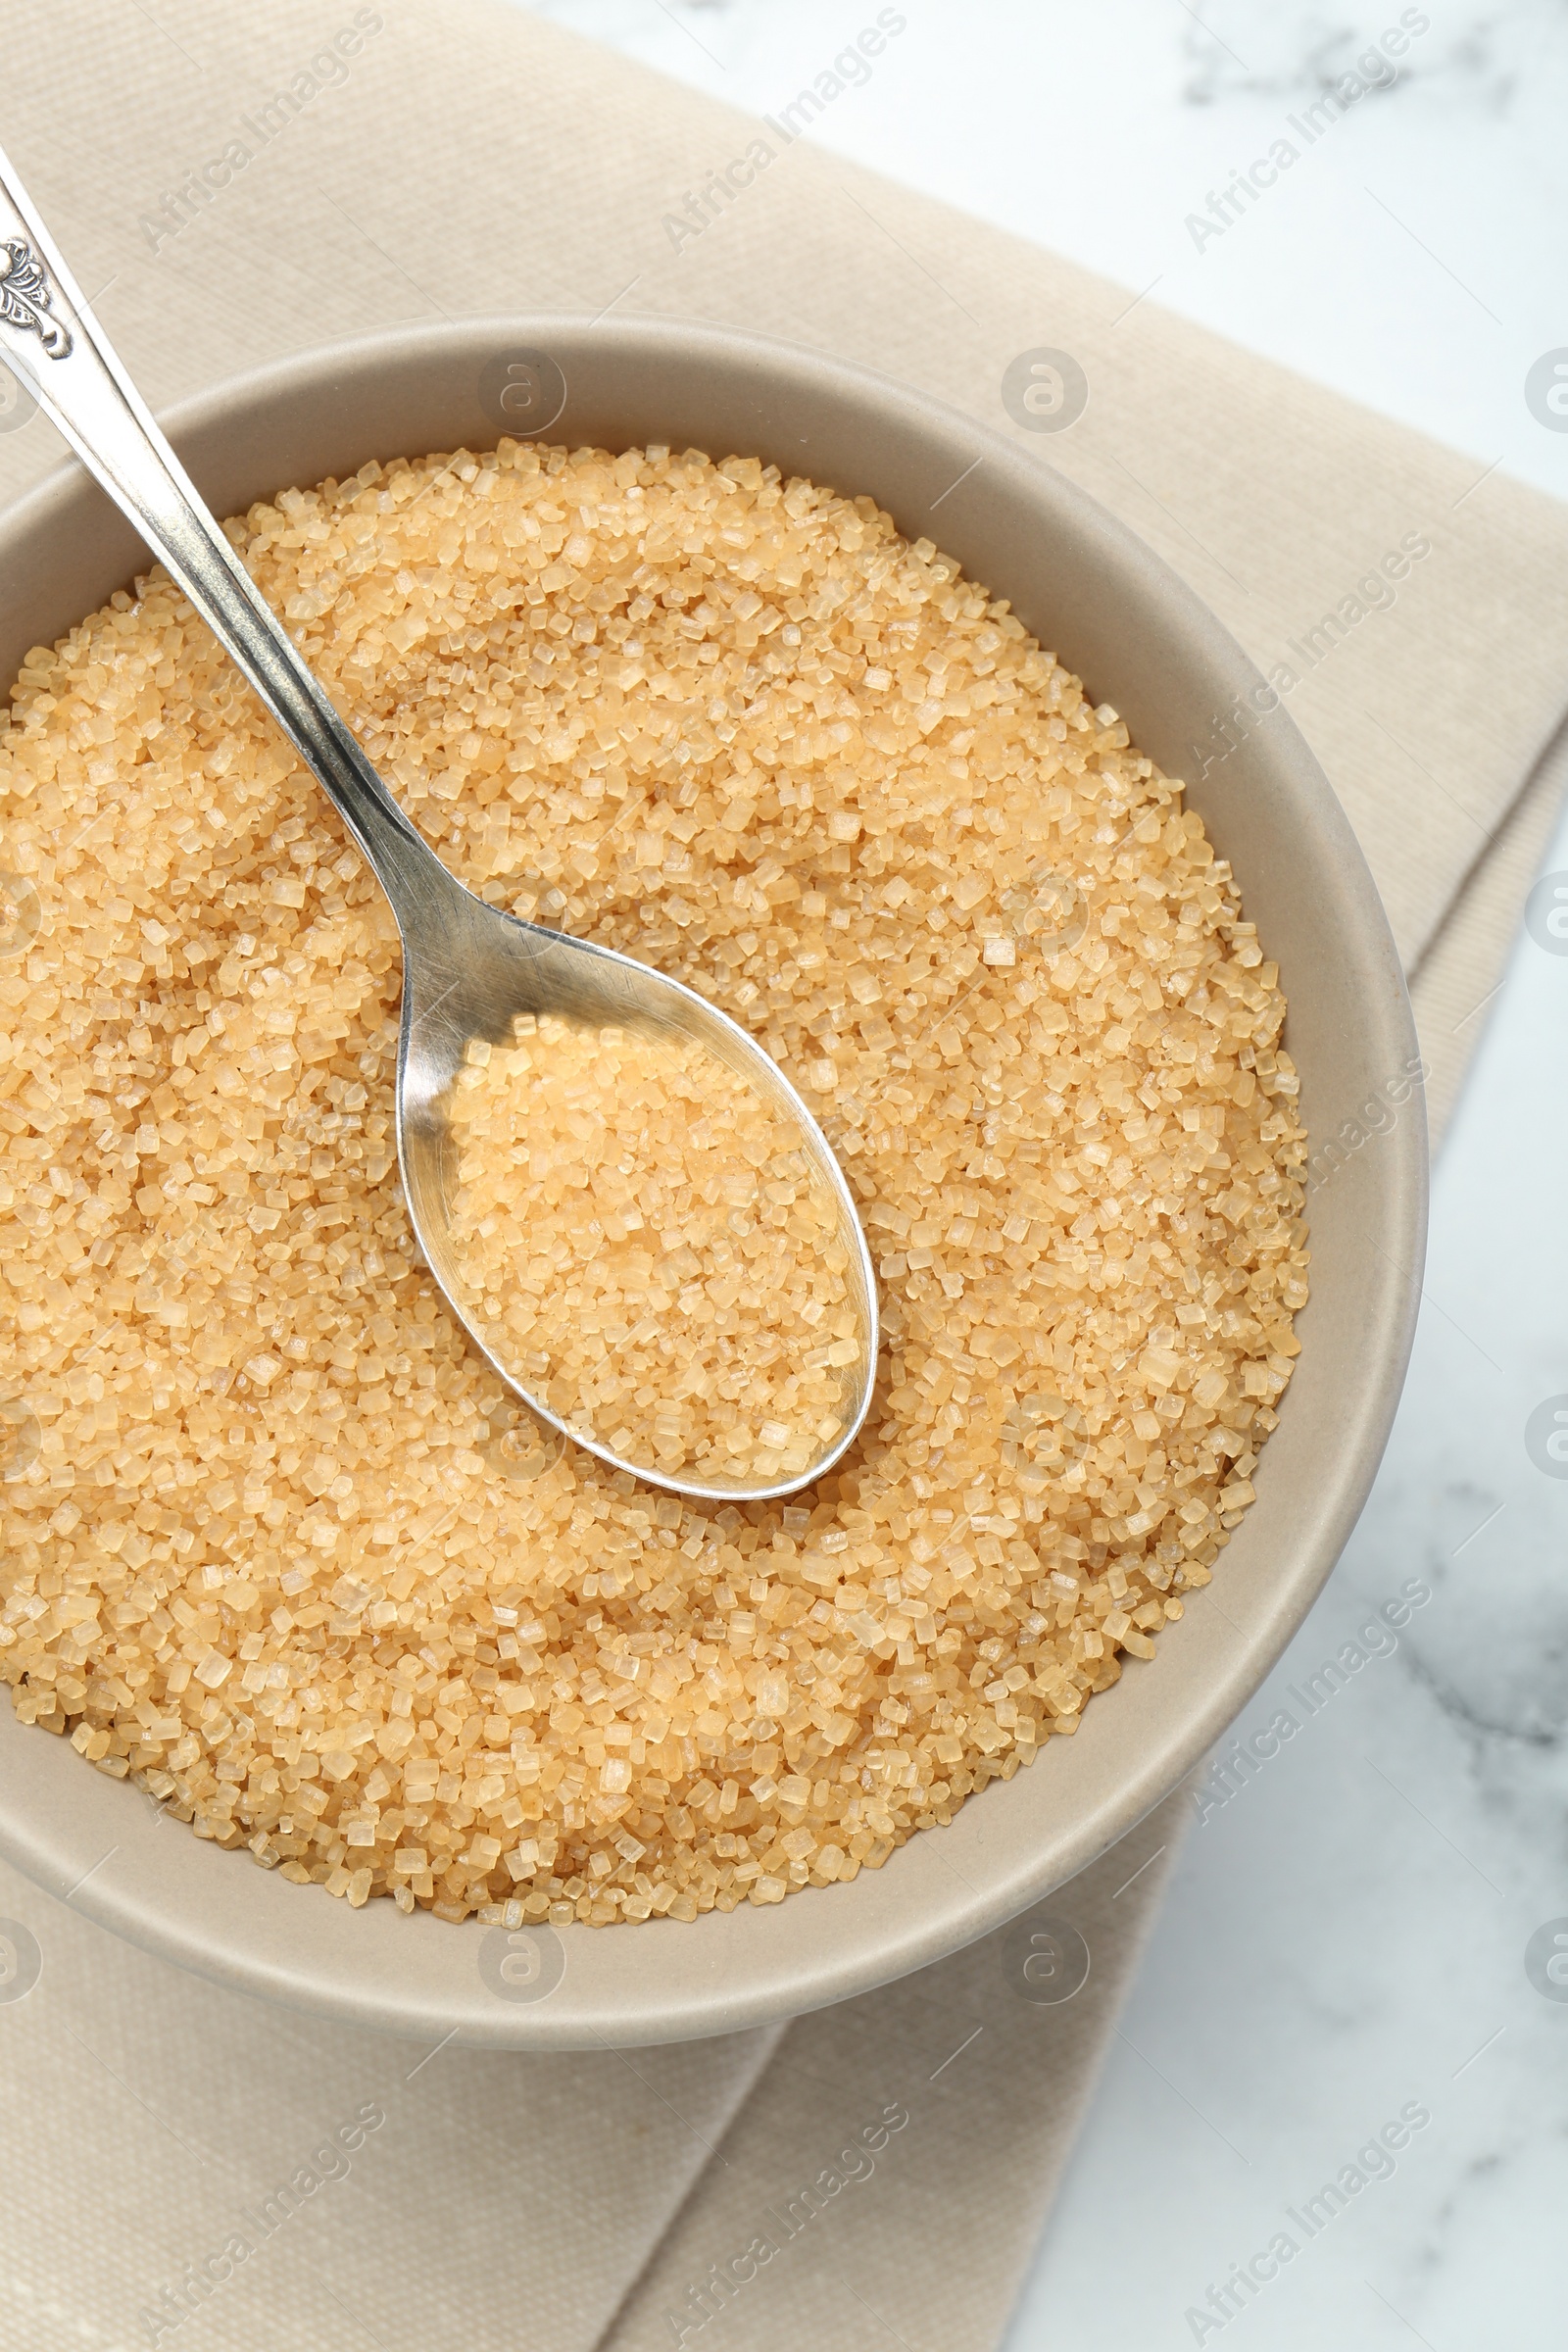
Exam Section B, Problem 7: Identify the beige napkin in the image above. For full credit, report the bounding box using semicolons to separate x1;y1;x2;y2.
0;1798;1179;2352
0;5;1563;2348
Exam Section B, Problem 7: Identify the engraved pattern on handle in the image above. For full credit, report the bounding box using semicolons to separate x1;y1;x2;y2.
0;235;71;358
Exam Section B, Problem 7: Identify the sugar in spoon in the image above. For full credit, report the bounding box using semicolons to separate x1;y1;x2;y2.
0;145;877;1502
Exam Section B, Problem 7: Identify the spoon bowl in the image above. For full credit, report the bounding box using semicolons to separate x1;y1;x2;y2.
0;143;877;1501
395;871;877;1499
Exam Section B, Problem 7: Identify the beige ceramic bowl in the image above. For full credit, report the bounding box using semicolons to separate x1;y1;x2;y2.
0;319;1425;2046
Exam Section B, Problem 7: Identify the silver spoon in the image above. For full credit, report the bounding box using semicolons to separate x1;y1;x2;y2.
0;147;877;1503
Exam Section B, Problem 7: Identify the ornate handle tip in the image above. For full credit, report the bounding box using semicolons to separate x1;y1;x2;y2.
0;235;73;361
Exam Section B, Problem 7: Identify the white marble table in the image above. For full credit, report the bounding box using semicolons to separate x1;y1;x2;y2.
514;4;1568;2342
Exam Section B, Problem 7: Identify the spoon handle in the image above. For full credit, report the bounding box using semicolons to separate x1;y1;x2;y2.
0;141;444;912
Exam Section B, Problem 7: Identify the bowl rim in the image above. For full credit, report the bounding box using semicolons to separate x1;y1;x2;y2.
0;314;1427;2046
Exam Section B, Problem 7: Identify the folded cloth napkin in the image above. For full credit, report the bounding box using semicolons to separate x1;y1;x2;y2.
0;6;1563;2350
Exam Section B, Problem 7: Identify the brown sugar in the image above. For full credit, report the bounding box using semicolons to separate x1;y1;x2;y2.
444;1016;857;1486
0;437;1307;1927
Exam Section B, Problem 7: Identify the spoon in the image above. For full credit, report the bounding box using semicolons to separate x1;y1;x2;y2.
0;146;877;1503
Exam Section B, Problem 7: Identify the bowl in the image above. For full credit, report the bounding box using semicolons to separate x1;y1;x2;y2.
0;318;1425;2046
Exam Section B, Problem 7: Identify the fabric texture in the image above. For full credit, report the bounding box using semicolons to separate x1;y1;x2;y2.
599;1801;1179;2352
0;1845;782;2351
0;4;1562;2348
